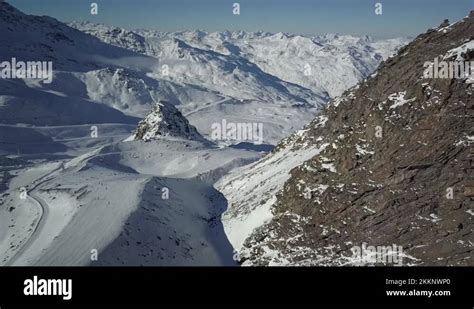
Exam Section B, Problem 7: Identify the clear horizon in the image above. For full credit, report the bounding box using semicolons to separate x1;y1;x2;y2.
6;0;473;39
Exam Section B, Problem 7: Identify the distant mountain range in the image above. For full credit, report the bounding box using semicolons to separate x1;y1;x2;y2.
67;21;408;144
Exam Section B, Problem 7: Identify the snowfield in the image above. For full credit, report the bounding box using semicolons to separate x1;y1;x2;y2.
2;138;261;266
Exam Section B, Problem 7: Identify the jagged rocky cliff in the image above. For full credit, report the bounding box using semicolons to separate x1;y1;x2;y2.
234;13;474;266
133;101;207;142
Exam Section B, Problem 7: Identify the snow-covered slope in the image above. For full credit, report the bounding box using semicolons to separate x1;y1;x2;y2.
0;3;151;72
0;2;154;126
216;129;330;250
1;137;261;266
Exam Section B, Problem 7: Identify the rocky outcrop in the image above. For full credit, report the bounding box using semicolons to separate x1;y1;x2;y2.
239;13;474;266
133;101;207;143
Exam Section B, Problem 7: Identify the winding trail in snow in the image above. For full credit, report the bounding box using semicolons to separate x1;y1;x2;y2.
4;164;60;265
4;148;105;265
183;97;231;117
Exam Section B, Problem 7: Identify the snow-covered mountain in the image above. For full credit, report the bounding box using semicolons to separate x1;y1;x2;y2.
73;22;408;98
69;21;408;144
0;0;411;266
0;2;156;126
167;30;407;98
0;1;326;145
0;4;150;72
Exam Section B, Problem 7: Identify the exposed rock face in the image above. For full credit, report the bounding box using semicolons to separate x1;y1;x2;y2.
239;14;474;266
133;101;207;142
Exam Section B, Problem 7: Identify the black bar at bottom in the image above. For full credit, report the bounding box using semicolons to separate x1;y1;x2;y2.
0;267;472;306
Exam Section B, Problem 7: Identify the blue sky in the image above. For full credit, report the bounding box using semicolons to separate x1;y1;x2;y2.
8;0;473;38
